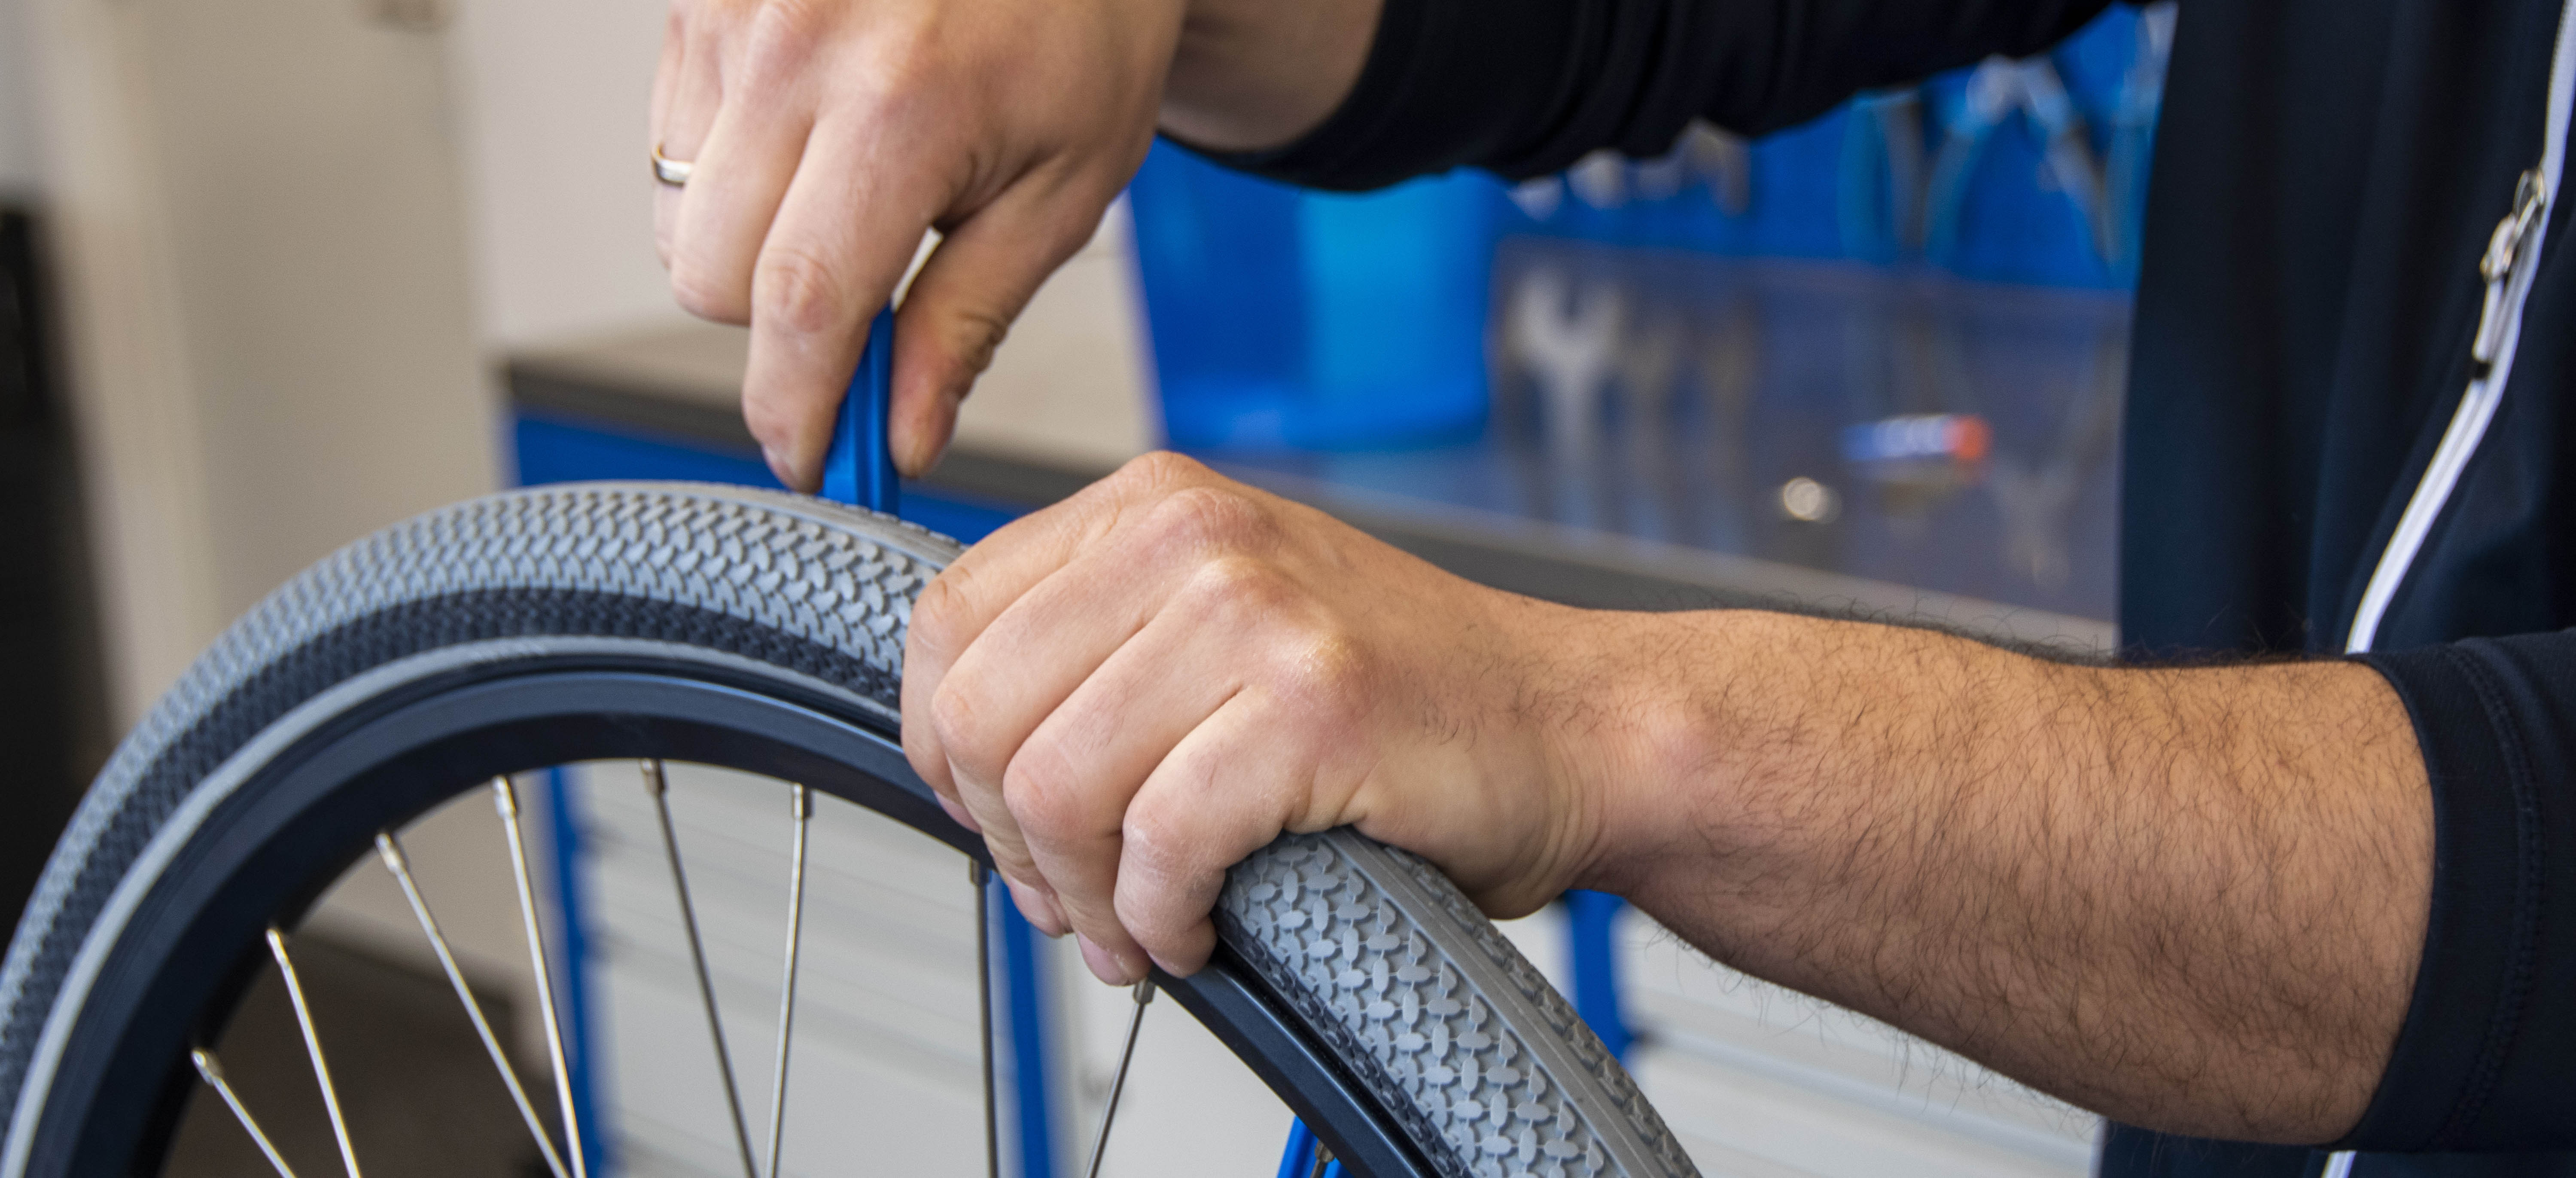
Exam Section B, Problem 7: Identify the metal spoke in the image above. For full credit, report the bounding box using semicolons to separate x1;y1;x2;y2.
1082;980;1155;1178
642;759;761;1178
374;831;571;1178
191;1047;301;1178
496;776;591;1178
267;927;363;1178
764;784;812;1178
971;862;999;1178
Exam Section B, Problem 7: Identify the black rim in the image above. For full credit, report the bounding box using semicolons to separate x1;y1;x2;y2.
26;655;1434;1178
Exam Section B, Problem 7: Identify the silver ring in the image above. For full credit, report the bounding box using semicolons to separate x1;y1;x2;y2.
652;143;694;187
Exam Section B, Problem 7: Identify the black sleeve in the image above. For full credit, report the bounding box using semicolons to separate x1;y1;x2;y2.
1206;0;2117;191
2346;632;2576;1152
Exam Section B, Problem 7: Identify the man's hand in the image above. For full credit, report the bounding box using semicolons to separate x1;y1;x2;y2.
906;454;2436;1146
652;0;1378;490
901;453;1642;986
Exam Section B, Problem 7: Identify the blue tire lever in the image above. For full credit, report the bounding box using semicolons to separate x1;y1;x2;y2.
822;305;1081;1178
819;305;901;515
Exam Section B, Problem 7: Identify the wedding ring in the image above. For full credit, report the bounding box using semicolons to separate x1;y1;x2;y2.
651;143;695;187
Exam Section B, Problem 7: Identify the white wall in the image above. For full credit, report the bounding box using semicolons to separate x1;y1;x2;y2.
18;0;657;722
448;0;686;348
23;0;496;724
0;0;40;195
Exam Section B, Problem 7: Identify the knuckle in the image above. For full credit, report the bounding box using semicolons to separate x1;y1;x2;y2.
667;0;708;35
859;15;951;104
1181;555;1296;620
926;679;993;768
1272;630;1373;717
902;736;951;794
909;570;975;660
1116;821;1224;966
669;258;750;324
1118;810;1196;891
742;0;828;68
752;245;853;337
977;813;1031;858
989;842;1042;884
1115;450;1209;492
1145;484;1276;555
697;0;765;40
1002;754;1084;842
939;305;1010;380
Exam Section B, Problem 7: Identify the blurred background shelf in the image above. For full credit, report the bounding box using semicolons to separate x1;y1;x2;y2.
507;274;2118;654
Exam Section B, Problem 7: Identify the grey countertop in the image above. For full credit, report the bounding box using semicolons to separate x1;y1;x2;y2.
508;250;2123;655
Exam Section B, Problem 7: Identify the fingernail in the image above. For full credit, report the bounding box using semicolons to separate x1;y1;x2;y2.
761;446;793;490
937;793;980;833
1078;934;1139;986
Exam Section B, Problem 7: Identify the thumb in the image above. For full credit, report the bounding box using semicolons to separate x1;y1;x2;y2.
889;178;1112;477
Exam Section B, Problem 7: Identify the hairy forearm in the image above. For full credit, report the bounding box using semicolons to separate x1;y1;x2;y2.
1159;0;1381;151
1574;610;2432;1144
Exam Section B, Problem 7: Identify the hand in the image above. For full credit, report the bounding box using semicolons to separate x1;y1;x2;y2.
651;0;1379;490
654;0;1181;488
901;453;2434;1143
901;454;1635;984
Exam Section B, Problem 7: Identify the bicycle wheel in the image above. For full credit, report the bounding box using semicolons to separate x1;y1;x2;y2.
0;482;1696;1178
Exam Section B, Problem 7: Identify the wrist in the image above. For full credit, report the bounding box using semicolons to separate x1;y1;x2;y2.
1533;608;1769;899
1159;0;1381;151
1550;610;1992;901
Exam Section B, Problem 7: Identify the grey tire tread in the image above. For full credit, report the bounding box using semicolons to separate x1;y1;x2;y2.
1223;833;1694;1178
0;481;1696;1178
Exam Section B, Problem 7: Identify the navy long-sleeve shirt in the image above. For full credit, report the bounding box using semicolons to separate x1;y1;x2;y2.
1214;0;2576;1172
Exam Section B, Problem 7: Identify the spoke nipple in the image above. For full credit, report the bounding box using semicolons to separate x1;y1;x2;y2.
190;1047;221;1083
969;860;988;887
375;831;406;870
264;926;289;960
790;782;811;821
639;759;667;797
1133;980;1156;1006
492;776;519;817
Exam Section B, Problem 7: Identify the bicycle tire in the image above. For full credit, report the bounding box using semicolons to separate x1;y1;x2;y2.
0;481;1696;1178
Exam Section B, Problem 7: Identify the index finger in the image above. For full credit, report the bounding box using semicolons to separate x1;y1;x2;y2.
741;113;942;491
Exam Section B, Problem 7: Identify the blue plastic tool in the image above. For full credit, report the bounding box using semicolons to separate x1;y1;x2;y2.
815;309;1062;1176
1564;889;1636;1062
1273;1117;1346;1178
819;305;901;513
